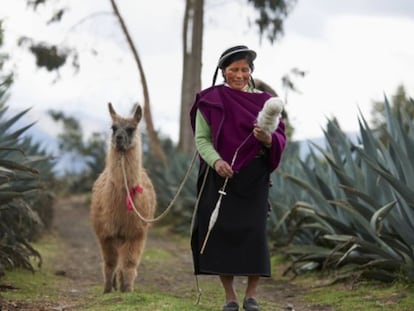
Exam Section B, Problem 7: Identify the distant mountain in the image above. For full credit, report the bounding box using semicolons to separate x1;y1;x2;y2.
9;107;361;175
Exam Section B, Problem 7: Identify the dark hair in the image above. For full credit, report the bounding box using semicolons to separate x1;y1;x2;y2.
212;45;257;86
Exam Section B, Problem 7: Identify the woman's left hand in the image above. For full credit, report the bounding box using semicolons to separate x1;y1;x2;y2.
253;124;272;146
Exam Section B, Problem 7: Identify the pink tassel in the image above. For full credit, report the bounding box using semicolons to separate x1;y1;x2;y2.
126;185;143;211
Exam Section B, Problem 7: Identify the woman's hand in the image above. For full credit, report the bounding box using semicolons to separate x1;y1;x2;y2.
253;124;272;147
213;159;234;178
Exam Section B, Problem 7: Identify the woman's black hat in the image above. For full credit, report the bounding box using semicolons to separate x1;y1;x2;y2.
212;45;257;86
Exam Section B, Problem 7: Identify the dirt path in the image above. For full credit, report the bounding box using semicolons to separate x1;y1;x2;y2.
36;196;333;310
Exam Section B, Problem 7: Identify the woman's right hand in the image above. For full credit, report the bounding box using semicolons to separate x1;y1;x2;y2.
213;159;234;178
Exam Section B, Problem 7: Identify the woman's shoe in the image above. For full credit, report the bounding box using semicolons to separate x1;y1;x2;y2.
222;301;239;311
243;297;260;311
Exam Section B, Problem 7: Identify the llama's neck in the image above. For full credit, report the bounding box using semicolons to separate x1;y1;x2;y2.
107;144;143;187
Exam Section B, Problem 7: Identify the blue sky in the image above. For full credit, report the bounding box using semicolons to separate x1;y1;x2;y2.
2;0;414;142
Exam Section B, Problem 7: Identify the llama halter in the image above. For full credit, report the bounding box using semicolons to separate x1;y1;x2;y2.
126;185;143;211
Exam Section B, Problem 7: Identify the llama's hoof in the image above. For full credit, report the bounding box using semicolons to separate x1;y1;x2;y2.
120;285;133;293
103;287;113;294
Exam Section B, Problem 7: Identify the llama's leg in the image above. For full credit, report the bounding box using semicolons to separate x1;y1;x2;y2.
99;237;119;293
118;233;147;292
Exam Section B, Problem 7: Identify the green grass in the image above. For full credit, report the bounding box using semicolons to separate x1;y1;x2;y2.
81;288;216;311
2;233;414;310
0;235;61;301
0;267;60;301
142;247;173;263
268;253;414;310
0;267;217;310
295;274;414;310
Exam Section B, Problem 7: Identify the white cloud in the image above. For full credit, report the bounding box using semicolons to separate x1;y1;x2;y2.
255;14;414;140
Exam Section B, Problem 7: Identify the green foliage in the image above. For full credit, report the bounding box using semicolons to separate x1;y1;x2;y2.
371;85;414;143
268;95;414;283
247;0;297;43
0;47;56;274
18;37;79;74
0;104;50;274
30;43;66;71
144;137;198;232
17;2;78;74
48;109;107;193
26;0;48;10
16;136;57;231
0;22;12;96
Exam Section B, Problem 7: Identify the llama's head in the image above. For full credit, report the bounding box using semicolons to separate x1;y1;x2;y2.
108;102;142;152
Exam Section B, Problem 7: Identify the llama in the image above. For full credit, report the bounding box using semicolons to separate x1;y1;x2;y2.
90;102;156;293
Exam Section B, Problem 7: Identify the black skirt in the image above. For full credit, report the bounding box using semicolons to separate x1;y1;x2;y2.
191;155;271;276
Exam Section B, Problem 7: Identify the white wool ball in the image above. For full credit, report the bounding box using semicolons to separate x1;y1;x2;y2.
263;97;284;114
257;97;284;134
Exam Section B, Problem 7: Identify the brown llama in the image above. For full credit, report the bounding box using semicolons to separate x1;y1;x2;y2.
90;103;156;293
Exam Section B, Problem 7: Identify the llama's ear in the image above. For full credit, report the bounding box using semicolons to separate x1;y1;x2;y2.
108;102;117;119
133;105;142;122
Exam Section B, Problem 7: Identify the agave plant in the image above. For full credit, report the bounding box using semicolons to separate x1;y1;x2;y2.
268;97;414;282
144;136;198;233
0;101;56;274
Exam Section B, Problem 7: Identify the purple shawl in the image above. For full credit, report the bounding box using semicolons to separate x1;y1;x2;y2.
190;85;287;172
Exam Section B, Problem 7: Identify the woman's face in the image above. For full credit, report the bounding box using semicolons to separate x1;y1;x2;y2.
223;59;251;91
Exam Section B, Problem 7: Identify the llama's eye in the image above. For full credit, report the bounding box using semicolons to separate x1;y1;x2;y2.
126;127;135;135
111;125;118;132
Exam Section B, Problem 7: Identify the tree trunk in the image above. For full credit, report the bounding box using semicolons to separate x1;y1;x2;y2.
110;0;167;165
177;0;204;154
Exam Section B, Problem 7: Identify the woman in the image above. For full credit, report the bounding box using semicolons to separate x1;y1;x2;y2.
190;45;287;311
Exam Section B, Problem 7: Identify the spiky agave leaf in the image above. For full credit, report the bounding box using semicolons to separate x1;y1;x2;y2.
271;96;414;283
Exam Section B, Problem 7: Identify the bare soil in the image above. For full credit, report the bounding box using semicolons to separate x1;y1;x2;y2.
1;196;334;310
